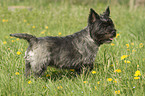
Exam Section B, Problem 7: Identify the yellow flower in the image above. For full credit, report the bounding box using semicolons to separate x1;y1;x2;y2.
111;43;115;46
110;64;113;67
45;26;48;29
134;70;141;76
94;86;97;90
92;71;96;74
126;44;129;48
139;43;143;48
24;20;27;22
127;49;130;51
58;32;62;35
28;80;32;84
124;60;131;63
70;69;75;72
57;86;63;89
116;33;120;38
41;30;46;34
137;65;139;68
16;38;19;41
5;19;8;22
32;26;36;29
113;79;117;83
134;77;140;79
15;72;19;75
2;19;6;22
46;74;50;77
83;81;88;83
107;78;113;82
132;49;136;52
17;51;21;55
97;81;100;84
121;55;129;60
131;43;134;46
114;69;121;73
12;40;14;42
3;41;7;44
115;90;120;94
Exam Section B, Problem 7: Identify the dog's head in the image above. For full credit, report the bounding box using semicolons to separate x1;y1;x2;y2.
88;6;116;45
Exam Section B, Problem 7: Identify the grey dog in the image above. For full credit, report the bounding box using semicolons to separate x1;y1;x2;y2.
10;6;116;77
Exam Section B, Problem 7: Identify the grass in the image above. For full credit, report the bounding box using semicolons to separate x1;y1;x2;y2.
0;1;145;96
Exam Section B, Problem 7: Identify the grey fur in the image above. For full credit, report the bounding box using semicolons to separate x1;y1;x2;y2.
10;7;116;77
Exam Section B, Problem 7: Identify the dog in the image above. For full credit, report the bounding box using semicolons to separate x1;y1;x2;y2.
10;6;116;77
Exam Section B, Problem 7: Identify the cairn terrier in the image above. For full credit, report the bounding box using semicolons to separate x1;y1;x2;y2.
10;6;116;77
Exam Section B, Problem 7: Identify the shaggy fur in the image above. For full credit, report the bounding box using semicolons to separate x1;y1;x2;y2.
10;7;116;77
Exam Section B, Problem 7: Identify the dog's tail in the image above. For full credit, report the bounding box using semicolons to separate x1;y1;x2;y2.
10;33;37;44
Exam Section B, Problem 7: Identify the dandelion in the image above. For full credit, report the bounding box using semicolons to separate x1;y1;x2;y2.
132;49;136;52
15;72;19;75
111;43;115;46
113;79;117;83
121;55;129;60
115;90;120;94
45;26;48;29
32;26;36;29
124;60;131;64
58;32;62;35
24;20;27;22
126;44;129;48
94;86;97;89
131;43;134;46
134;70;141;76
16;38;19;41
28;80;32;84
46;74;50;77
92;71;96;74
114;69;121;73
10;37;14;38
57;86;63;89
83;81;88;83
2;19;6;22
41;30;46;34
139;43;143;48
17;51;21;55
127;49;130;51
116;33;120;38
70;69;75;72
97;81;100;84
110;64;113;67
134;77;140;80
5;19;8;22
12;40;14;42
3;41;7;44
107;78;113;82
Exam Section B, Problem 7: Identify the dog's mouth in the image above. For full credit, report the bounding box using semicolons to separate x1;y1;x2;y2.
105;38;114;43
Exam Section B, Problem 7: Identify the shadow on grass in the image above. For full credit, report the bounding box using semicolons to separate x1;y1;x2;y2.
42;70;78;81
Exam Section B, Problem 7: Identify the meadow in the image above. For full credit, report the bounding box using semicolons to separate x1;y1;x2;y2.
0;0;145;96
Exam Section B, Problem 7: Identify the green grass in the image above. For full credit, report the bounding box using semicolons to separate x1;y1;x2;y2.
0;1;145;96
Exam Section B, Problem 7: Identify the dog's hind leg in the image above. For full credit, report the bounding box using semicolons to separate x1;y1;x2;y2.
25;60;31;77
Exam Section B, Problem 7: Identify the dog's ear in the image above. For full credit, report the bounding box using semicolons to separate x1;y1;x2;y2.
102;6;110;17
88;8;100;24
